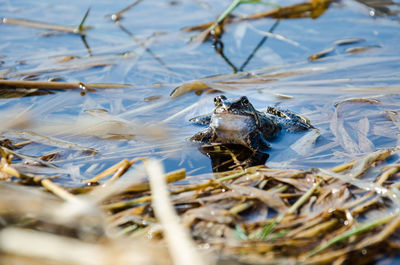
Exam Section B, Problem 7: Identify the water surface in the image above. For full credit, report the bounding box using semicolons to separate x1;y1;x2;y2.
0;0;399;184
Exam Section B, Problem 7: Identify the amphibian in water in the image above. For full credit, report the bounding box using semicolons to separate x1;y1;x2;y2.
190;95;314;156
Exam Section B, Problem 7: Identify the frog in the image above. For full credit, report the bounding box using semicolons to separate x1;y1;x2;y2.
190;95;314;155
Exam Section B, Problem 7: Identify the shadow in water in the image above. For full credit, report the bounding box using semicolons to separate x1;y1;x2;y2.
213;20;280;73
198;144;269;172
80;35;92;56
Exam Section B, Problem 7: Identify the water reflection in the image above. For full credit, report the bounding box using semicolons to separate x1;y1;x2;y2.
213;20;280;73
197;143;269;172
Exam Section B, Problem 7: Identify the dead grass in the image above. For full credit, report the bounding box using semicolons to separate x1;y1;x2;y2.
1;144;400;264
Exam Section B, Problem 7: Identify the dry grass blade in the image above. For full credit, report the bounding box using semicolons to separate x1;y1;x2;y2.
183;0;333;35
85;156;185;191
333;38;366;46
345;46;381;53
228;183;287;211
348;149;392;178
331;161;354;173
2;16;91;35
334;97;381;107
0;153;51;183
252;179;322;239
109;0;144;21
308;47;335;61
103;195;152;210
376;166;400;186
126;168;186;192
294;219;338;238
84;159;135;184
242;0;333;20
100;166;186;210
41;179;81;203
146;159;213;265
306;214;395;257
182;22;214;33
0;80;133;91
170;81;212;98
16;131;97;154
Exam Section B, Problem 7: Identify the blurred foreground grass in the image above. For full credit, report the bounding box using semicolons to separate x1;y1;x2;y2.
1;145;400;264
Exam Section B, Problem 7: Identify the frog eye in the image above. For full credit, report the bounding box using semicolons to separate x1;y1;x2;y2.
214;95;226;105
241;96;249;107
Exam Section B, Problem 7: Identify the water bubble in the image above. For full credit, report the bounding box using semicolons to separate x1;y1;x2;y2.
369;9;375;17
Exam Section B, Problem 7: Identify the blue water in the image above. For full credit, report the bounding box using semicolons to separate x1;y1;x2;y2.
1;0;400;184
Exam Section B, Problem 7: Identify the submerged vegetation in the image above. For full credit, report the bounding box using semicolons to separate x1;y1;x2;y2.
1;0;400;264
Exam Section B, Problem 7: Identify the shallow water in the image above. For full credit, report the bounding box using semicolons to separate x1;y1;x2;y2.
0;0;400;184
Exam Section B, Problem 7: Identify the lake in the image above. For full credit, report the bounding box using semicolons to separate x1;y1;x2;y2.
1;0;399;185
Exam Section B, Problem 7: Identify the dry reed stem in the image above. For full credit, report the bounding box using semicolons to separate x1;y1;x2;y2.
125;168;186;192
376;166;399;186
41;179;81;203
146;159;213;265
0;80;133;91
294;219;338;238
2;18;90;34
103;195;152;210
0;163;21;178
85;158;150;185
331;162;354;173
0;228;168;265
0;228;103;265
85;159;132;184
